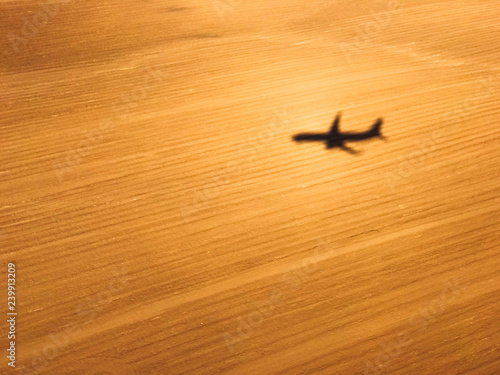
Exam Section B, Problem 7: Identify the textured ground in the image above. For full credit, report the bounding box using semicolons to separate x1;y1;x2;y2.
1;0;499;374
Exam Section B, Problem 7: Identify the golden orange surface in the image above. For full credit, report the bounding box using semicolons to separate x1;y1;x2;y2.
1;1;499;374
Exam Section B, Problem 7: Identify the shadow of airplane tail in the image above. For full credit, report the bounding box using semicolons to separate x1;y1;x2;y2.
370;118;385;139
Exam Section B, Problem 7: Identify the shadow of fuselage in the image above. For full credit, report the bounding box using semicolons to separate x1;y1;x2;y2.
292;113;385;154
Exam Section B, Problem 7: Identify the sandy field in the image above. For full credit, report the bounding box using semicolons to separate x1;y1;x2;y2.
1;0;499;374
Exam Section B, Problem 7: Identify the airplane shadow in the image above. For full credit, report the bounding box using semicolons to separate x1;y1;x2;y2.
292;112;386;154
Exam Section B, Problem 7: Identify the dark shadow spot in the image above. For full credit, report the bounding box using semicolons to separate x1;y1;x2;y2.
292;112;386;154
